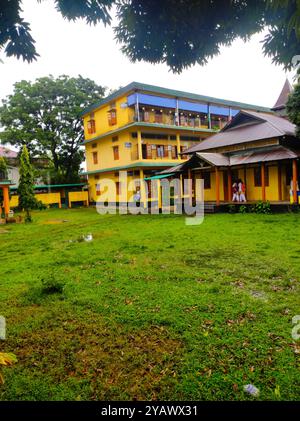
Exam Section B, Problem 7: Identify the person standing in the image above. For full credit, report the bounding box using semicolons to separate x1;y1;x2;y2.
238;179;246;202
232;181;239;202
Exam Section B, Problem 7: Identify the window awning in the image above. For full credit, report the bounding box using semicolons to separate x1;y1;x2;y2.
144;173;174;181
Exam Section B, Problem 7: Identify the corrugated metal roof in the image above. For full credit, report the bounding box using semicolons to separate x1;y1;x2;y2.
184;110;296;153
159;146;300;175
195;152;230;166
81;81;271;117
229;147;300;165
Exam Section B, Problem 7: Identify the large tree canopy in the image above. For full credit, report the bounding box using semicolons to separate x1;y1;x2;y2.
286;82;300;138
0;75;105;183
0;0;300;72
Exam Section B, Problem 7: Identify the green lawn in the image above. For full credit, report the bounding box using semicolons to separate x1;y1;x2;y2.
0;208;299;400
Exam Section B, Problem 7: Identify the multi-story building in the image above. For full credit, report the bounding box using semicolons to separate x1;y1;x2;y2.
81;82;270;206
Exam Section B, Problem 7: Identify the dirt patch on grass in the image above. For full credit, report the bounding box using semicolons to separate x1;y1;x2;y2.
4;311;183;400
42;219;69;225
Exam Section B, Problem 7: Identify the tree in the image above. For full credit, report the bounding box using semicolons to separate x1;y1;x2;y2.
0;157;8;180
18;145;37;222
286;83;300;138
0;1;300;73
0;75;105;183
0;157;8;213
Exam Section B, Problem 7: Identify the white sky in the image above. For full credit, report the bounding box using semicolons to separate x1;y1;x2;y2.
0;0;295;108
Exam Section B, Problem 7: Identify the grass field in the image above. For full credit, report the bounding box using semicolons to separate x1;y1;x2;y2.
0;208;299;401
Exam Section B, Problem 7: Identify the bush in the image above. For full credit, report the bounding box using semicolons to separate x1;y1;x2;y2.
228;204;236;214
239;205;248;214
250;201;271;214
40;272;65;294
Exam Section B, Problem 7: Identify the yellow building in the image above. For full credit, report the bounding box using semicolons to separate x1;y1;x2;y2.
162;80;300;207
81;82;270;206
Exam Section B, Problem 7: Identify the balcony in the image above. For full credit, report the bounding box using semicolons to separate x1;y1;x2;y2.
130;143;187;161
129;106;229;131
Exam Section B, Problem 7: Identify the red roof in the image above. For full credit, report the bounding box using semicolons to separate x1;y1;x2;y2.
0;146;18;158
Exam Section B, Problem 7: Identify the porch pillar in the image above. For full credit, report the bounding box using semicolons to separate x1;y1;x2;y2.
292;159;298;204
176;134;181;158
137;130;143;160
227;168;232;202
261;162;266;201
3;186;10;216
187;169;192;206
139;169;146;209
215;167;220;206
278;163;282;201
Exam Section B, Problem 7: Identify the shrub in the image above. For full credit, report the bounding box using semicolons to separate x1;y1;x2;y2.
40;272;65;294
0;352;17;384
228;204;236;214
251;201;271;214
239;205;248;214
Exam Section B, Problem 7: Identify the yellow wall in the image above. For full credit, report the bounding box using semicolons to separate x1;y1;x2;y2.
83;94;133;140
69;191;89;207
85;129;197;173
10;193;61;208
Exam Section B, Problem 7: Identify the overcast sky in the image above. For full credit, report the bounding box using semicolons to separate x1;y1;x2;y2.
0;0;295;108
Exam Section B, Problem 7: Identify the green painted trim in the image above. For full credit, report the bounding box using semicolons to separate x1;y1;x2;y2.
0;180;14;186
82;161;181;176
80;81;271;117
9;183;86;190
144;173;174;180
82;122;216;145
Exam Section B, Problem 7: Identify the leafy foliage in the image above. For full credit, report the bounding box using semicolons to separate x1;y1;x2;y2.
286;82;300;138
40;271;65;295
0;157;8;180
0;75;105;183
1;1;300;72
250;201;272;214
18;145;37;222
0;352;17;385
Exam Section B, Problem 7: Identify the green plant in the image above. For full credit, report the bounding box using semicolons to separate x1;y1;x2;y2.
18;145;38;223
40;272;65;295
228;204;236;214
239;205;248;214
0;352;17;384
251;201;272;214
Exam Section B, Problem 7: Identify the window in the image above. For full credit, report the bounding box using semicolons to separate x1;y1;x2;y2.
181;146;188;159
203;172;211;189
254;166;269;187
171;146;177;159
116;182;121;195
92;143;97;148
108;110;117;126
92;151;98;165
112;136;119;142
87;119;96;134
95;183;101;196
95;175;100;180
113;146;119;160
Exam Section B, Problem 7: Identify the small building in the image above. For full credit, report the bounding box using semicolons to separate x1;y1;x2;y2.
161;80;299;206
0;146;19;186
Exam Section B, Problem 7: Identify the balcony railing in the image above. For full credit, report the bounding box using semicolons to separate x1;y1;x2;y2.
130;107;229;130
